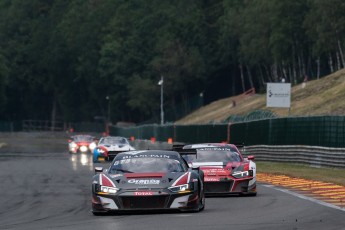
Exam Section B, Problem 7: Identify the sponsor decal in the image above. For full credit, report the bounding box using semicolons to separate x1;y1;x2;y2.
128;179;160;185
205;178;220;182
198;147;233;152
204;168;227;176
206;173;217;176
204;168;225;171
122;154;170;159
134;191;154;196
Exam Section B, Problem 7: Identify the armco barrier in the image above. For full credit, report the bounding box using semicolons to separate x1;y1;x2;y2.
243;145;345;168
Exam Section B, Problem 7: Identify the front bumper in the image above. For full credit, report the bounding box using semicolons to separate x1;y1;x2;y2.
92;190;199;213
204;177;256;195
69;145;92;154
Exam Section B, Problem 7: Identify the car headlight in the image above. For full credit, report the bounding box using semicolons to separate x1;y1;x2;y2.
80;146;88;152
89;142;97;150
168;184;190;193
232;170;253;178
70;142;77;148
98;185;119;194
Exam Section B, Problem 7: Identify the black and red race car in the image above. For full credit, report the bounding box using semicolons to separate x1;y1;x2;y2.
175;143;256;196
91;150;205;215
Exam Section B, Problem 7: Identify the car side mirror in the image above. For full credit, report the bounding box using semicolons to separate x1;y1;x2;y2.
247;155;255;161
191;166;200;172
95;167;103;173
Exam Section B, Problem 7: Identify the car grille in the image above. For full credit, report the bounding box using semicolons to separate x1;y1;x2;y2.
107;151;124;159
120;196;168;209
205;181;233;193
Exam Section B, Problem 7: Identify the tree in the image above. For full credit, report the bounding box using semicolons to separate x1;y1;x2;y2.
304;0;345;74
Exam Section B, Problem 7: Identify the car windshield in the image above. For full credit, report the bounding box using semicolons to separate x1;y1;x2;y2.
101;137;128;145
73;135;93;142
109;157;185;173
184;148;242;163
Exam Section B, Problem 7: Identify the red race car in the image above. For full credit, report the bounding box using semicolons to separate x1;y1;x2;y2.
176;143;256;196
68;135;97;154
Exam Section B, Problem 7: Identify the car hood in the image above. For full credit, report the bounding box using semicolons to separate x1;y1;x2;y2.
191;161;243;175
75;141;91;145
98;171;191;189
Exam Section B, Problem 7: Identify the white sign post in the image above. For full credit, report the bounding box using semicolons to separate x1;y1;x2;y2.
266;83;291;108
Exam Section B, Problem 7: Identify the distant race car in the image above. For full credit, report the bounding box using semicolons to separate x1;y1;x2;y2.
68;135;97;154
93;136;135;163
91;150;205;215
175;143;256;196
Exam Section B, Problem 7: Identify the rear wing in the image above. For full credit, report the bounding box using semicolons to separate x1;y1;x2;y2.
172;144;197;156
172;144;184;151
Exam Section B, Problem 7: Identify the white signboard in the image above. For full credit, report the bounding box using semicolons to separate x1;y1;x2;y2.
266;83;291;108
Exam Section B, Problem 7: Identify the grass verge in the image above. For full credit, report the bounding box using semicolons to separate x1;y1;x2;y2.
257;161;345;186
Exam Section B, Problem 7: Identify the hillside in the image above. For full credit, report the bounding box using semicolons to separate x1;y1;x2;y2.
176;68;345;124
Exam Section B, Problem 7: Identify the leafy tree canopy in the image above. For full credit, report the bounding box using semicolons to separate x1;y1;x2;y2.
0;0;344;123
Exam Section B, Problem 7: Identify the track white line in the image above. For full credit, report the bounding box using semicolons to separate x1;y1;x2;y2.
263;184;345;212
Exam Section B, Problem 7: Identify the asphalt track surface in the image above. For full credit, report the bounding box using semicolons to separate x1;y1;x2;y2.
1;151;345;230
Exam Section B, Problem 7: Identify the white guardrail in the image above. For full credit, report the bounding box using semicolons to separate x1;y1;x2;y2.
242;145;345;168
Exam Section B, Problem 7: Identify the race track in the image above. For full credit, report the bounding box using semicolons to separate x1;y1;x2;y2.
0;151;344;230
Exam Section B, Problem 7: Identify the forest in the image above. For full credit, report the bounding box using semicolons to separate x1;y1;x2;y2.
0;0;344;124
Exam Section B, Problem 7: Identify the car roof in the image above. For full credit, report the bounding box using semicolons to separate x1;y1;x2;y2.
72;134;93;138
101;136;127;139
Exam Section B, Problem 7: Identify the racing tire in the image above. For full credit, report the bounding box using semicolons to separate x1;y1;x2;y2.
199;192;205;211
198;181;205;211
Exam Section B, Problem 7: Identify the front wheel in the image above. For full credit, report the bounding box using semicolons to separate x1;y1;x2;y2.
198;181;205;211
199;192;205;211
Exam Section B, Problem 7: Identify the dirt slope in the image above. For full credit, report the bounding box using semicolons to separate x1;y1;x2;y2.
176;68;345;124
